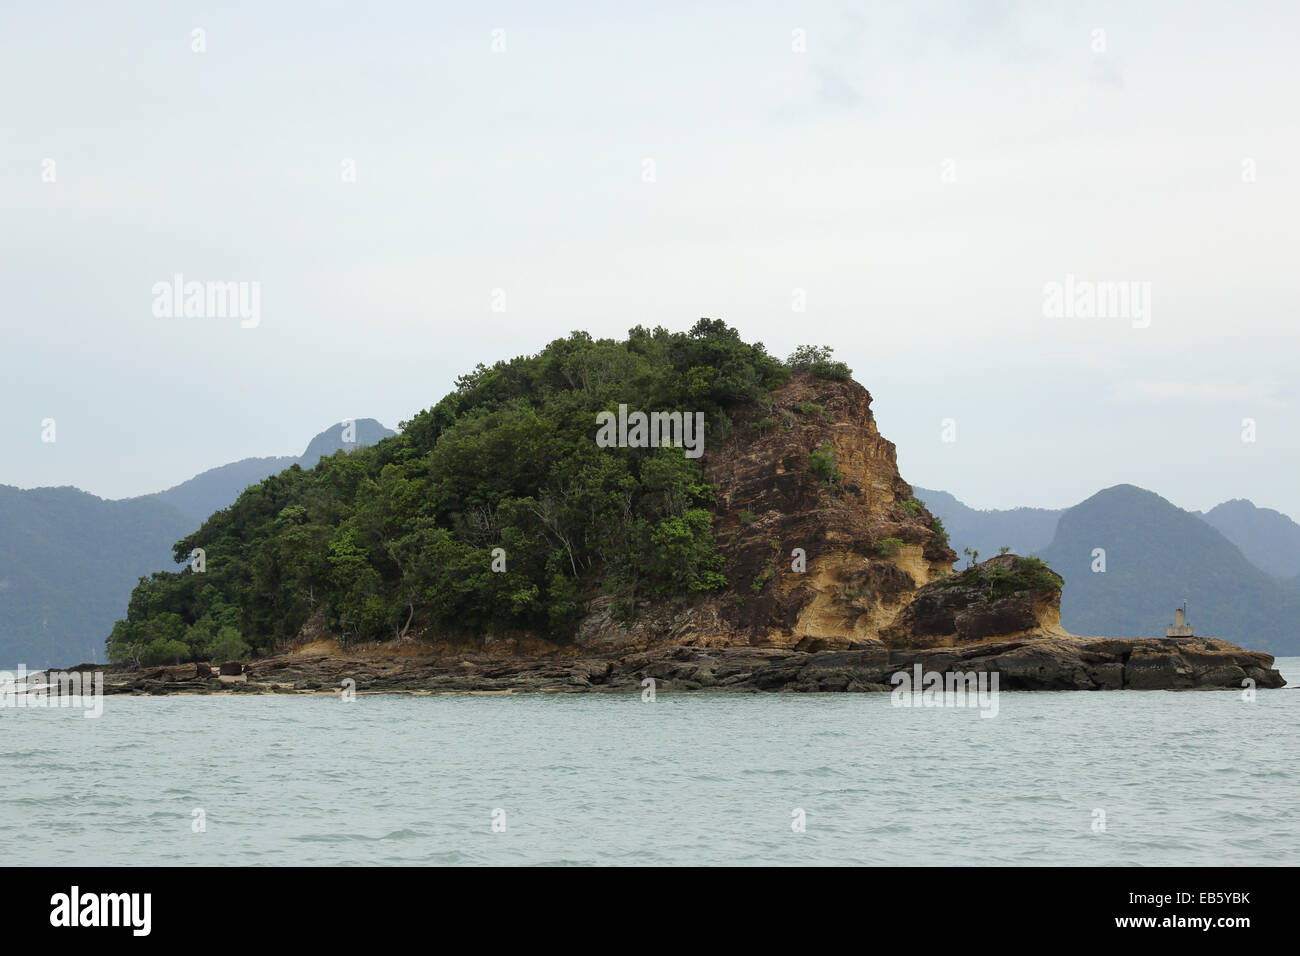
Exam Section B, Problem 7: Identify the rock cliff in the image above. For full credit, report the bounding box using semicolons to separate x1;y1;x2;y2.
574;375;958;651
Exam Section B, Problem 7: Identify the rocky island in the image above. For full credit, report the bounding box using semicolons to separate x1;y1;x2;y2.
92;323;1285;694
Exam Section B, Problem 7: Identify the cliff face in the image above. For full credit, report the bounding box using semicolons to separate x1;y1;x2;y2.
574;375;958;651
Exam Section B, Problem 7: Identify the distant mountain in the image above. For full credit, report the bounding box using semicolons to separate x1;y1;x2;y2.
300;419;395;468
0;486;193;668
149;455;300;524
1199;498;1300;579
0;420;394;668
148;419;395;523
916;485;1300;653
911;486;1062;560
1039;485;1300;655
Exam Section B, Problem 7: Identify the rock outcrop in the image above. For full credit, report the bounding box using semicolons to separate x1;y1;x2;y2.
882;553;1067;648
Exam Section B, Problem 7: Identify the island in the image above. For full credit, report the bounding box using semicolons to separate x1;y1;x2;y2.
87;322;1286;694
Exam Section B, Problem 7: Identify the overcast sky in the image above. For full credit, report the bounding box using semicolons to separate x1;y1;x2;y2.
3;0;1297;519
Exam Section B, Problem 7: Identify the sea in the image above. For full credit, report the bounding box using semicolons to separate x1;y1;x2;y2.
3;658;1297;866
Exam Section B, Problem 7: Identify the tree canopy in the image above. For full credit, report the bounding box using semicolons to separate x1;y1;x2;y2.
108;321;812;663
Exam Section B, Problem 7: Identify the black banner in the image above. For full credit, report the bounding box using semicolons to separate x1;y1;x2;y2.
15;866;1281;941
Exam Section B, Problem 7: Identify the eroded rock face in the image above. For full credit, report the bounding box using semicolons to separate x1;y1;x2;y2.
574;374;958;651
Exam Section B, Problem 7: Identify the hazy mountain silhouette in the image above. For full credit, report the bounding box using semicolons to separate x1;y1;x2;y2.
147;419;395;523
1039;485;1299;655
0;420;393;668
1199;498;1300;579
0;486;194;668
911;487;1062;559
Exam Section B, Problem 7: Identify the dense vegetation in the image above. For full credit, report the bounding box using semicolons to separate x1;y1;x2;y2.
108;322;826;664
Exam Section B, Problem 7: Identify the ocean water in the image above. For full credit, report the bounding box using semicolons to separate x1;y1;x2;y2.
4;658;1297;866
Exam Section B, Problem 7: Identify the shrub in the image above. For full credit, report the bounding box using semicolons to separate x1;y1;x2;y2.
937;556;1062;600
210;627;252;664
809;445;842;485
141;639;190;665
792;401;830;420
876;537;904;558
929;514;949;549
787;345;853;381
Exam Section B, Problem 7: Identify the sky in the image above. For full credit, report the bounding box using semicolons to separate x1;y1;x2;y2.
3;0;1298;518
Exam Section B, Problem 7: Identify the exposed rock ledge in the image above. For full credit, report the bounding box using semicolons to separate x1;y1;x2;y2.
81;633;1283;695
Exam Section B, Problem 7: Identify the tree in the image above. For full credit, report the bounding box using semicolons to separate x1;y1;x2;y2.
787;345;852;380
210;627;251;663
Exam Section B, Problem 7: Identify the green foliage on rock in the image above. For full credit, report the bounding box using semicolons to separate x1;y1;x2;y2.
809;445;842;485
936;555;1062;600
787;345;852;381
909;497;949;549
876;537;904;558
792;401;830;420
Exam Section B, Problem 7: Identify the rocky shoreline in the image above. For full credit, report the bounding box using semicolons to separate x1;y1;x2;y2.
74;633;1285;696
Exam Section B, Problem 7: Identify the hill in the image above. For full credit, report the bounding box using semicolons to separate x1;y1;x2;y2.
106;324;970;665
1040;485;1300;654
146;419;395;523
0;420;392;668
910;487;1062;559
0;486;193;667
1200;498;1300;579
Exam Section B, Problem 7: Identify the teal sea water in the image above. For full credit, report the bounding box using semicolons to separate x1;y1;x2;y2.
4;659;1297;866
